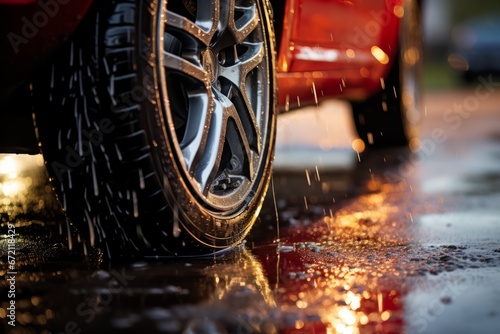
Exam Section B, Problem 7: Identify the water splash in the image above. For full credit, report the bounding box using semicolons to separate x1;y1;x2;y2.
132;190;139;218
271;175;280;243
173;204;180;238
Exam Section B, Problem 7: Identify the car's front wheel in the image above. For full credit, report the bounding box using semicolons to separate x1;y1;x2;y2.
33;0;277;258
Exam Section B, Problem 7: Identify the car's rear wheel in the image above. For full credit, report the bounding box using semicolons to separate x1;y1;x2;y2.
33;0;277;259
351;0;422;148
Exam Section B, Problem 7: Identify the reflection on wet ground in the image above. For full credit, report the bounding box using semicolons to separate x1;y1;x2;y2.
2;90;500;333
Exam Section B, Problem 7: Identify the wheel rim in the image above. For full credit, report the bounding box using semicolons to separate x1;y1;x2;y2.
157;0;271;213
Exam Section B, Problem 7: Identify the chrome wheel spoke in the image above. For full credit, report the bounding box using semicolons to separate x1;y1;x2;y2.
223;94;254;180
225;83;260;155
165;0;220;47
219;42;263;88
227;0;259;44
218;42;264;153
180;92;212;171
193;95;226;194
163;51;209;86
193;0;220;43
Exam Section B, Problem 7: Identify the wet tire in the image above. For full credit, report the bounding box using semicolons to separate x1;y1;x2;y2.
33;0;277;259
351;0;422;148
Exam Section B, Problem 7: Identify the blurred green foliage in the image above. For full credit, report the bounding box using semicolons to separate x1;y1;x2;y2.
450;0;500;24
423;61;462;91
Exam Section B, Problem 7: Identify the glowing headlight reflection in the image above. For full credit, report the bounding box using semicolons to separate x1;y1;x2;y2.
371;46;390;65
0;156;19;179
0;155;43;198
1;180;23;197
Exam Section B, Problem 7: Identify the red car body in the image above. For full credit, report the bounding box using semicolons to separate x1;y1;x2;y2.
276;0;401;110
0;0;401;113
0;0;93;99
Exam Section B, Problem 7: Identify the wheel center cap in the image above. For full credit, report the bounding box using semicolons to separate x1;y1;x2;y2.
201;49;217;84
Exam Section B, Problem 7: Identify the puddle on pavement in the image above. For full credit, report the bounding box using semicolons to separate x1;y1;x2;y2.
404;268;500;334
417;212;500;244
2;134;500;334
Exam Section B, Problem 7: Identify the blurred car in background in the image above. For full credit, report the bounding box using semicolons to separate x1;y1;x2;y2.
448;15;500;82
0;0;422;258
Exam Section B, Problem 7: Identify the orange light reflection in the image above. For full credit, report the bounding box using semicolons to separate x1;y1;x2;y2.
254;177;412;333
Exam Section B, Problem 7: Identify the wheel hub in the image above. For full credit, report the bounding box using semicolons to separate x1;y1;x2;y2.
201;48;218;84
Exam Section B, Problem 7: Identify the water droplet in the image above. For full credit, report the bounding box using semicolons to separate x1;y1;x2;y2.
278;245;295;253
131;262;150;270
91;270;111;280
173;205;180;238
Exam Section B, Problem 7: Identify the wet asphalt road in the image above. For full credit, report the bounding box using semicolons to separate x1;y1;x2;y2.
2;87;500;334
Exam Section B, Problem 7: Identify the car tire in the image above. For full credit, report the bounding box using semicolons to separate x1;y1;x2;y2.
351;0;422;148
33;0;277;259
